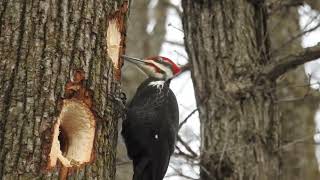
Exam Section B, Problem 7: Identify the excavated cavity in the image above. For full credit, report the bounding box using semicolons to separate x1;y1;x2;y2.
107;19;121;70
48;99;95;169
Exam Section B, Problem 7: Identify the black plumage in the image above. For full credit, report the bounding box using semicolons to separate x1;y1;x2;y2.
122;77;179;180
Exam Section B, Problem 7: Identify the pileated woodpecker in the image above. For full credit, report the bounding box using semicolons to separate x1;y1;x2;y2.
121;55;181;180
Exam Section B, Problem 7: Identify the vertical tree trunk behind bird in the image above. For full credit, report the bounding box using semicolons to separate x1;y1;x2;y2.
182;1;280;179
268;0;320;179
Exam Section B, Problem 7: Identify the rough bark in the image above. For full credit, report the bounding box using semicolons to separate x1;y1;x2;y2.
182;1;280;179
267;1;319;179
0;0;127;179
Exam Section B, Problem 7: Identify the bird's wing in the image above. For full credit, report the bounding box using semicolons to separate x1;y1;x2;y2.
122;79;179;180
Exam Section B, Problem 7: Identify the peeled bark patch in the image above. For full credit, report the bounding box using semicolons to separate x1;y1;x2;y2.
48;99;95;168
107;20;121;74
107;1;128;80
47;69;95;175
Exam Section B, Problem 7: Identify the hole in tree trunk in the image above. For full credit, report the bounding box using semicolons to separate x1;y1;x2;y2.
58;128;68;155
47;99;96;169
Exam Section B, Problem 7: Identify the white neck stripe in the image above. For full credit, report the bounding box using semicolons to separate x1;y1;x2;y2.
149;81;165;89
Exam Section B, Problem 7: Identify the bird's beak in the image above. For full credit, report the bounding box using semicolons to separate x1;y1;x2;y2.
122;55;146;64
121;55;157;78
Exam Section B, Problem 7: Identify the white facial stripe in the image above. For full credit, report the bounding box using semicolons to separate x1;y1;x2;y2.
137;62;162;78
148;61;173;79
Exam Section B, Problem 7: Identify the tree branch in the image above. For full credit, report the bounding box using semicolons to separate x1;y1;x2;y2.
271;13;320;56
267;0;303;15
174;145;198;160
177;135;199;158
264;43;320;80
179;108;198;130
165;40;185;47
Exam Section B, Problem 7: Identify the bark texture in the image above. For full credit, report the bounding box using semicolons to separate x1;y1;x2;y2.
0;0;127;179
182;1;280;179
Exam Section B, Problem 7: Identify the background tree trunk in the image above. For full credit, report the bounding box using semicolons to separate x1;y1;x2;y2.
182;1;280;179
117;0;168;179
267;1;320;179
0;0;127;179
120;0;168;103
306;0;320;10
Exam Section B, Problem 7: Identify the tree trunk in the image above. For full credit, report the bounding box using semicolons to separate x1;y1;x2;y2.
306;0;320;10
121;0;168;103
117;1;168;179
267;2;319;179
182;1;280;179
0;0;128;179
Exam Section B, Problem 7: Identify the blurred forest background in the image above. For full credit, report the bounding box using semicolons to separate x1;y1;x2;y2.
117;0;320;180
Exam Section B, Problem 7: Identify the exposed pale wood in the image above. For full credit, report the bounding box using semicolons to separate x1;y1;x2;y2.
0;0;128;179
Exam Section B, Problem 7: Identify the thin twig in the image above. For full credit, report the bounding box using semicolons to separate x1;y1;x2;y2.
179;108;198;130
116;160;131;166
174;145;199;160
165;40;185;47
177;135;199;158
168;23;184;33
271;12;320;56
166;165;198;180
277;135;314;151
